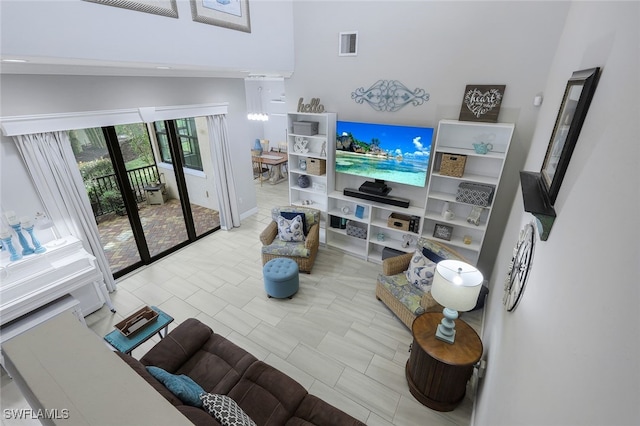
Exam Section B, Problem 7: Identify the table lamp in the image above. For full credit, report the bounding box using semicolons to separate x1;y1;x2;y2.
431;259;483;344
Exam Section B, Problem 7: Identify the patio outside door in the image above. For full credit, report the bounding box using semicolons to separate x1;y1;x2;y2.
72;124;191;277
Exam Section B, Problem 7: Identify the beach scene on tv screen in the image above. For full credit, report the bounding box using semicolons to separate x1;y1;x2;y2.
336;121;434;187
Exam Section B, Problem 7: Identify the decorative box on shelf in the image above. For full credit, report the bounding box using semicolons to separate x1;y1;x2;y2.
307;158;326;175
456;182;495;207
293;121;319;136
387;213;411;231
440;154;467;177
346;221;367;239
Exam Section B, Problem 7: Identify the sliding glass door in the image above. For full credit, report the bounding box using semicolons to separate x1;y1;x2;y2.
72;118;219;278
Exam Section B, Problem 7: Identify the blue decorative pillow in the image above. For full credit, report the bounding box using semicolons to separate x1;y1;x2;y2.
422;247;445;263
146;366;205;407
200;393;256;426
280;211;308;236
277;215;305;242
405;250;437;292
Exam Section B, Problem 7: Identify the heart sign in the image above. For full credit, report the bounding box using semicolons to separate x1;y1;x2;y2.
459;85;506;122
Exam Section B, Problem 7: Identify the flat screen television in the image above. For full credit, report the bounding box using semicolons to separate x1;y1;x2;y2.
336;120;434;188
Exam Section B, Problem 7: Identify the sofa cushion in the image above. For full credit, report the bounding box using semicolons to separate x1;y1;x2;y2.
146;366;205;407
176;333;258;395
114;352;183;406
140;318;215;373
377;273;425;316
289;394;366;426
261;239;310;258
228;361;308;426
201;393;256;426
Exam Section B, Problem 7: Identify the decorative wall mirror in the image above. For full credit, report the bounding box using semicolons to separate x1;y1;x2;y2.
540;67;600;204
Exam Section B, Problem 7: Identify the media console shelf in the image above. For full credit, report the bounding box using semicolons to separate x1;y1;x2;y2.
327;190;424;263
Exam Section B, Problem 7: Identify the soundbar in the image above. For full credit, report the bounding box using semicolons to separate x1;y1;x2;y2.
343;188;410;208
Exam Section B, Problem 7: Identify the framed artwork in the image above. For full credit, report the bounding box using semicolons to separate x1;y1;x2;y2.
433;224;453;241
540;67;600;204
355;205;365;219
82;0;178;18
459;85;506;122
190;0;251;33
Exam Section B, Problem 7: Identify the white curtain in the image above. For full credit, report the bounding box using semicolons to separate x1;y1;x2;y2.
13;131;117;292
207;115;240;229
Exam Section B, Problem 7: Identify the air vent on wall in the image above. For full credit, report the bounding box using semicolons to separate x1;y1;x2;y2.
339;31;358;56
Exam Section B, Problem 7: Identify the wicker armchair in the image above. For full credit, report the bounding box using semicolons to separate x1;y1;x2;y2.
375;238;468;329
259;206;320;273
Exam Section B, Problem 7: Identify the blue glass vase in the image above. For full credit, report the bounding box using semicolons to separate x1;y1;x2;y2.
253;139;263;156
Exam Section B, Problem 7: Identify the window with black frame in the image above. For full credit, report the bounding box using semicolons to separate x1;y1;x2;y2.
154;118;203;171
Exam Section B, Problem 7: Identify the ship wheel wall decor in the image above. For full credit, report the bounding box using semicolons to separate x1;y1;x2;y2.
504;222;536;312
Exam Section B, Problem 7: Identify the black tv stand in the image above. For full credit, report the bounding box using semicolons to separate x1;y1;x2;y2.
359;180;391;196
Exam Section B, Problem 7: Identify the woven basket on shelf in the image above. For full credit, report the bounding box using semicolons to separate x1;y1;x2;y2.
440;153;467;177
307;158;326;176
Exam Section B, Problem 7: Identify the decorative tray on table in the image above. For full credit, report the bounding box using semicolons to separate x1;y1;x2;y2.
114;306;159;338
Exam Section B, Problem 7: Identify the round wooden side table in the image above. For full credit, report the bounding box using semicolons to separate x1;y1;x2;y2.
406;312;483;411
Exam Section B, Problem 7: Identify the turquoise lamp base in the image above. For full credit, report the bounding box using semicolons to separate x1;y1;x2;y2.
435;307;459;344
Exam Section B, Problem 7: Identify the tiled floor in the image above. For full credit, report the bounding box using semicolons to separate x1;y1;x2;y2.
1;180;482;426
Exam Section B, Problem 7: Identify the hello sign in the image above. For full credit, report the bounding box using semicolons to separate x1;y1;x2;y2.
297;97;325;113
459;85;506;123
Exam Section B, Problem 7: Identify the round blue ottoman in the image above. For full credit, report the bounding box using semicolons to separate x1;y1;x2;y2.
263;258;299;299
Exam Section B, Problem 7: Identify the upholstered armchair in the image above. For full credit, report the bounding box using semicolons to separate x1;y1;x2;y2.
259;206;320;273
375;238;468;329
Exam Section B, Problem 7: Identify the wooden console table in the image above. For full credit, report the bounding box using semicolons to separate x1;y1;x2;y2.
406;312;482;411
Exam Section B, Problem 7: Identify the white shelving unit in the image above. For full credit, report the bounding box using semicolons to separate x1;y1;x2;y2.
422;119;514;265
327;191;425;263
287;112;336;232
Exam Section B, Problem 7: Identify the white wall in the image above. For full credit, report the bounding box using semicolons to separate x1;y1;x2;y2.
0;75;260;219
286;0;571;278
0;0;294;77
475;2;640;425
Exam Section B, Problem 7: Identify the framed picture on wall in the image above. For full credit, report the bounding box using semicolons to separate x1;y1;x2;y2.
82;0;178;18
540;67;600;205
190;0;251;33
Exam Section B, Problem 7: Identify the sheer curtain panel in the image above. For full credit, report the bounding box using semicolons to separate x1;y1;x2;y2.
207;115;240;230
13;131;117;293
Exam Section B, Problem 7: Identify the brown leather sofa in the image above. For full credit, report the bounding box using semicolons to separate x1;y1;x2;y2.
117;318;365;426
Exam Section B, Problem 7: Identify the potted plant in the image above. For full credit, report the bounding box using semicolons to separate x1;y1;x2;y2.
102;190;126;216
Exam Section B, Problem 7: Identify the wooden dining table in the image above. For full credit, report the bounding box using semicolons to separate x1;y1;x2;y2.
252;151;288;185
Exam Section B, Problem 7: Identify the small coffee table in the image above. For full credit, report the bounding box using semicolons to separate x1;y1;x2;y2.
104;306;173;355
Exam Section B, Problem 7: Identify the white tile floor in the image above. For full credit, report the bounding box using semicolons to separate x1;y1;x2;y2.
1;179;482;426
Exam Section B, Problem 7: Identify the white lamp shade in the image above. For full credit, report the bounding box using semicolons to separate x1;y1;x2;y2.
431;260;483;312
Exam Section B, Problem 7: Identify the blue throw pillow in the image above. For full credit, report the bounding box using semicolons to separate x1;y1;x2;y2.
422;247;445;263
280;211;308;236
146;366;205;407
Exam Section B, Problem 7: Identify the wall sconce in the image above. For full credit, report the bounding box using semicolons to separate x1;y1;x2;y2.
245;78;269;121
431;260;483;344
